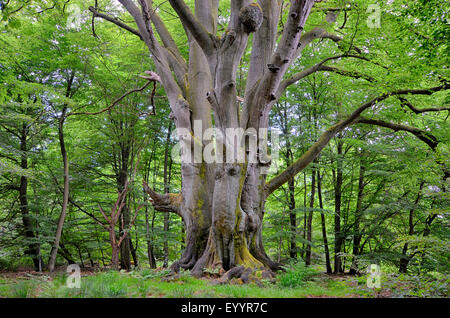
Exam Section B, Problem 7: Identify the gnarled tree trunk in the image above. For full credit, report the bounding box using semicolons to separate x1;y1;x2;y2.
140;0;314;279
90;0;449;280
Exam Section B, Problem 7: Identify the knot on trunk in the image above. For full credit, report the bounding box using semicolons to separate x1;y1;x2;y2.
239;3;263;33
227;165;241;176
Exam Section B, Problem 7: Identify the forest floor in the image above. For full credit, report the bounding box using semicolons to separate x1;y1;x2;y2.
0;267;448;298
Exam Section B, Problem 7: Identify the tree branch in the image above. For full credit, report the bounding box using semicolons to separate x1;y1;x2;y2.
68;73;160;117
143;180;182;215
277;54;374;97
399;97;450;114
354;117;439;150
243;0;315;129
318;65;375;82
167;0;216;55
89;6;142;39
147;2;187;70
118;0;190;130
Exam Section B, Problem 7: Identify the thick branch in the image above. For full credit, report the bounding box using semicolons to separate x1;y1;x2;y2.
243;0;315;129
295;27;342;59
143;180;181;215
89;6;142;39
148;5;187;71
168;0;216;55
118;0;189;130
355;117;439;150
245;0;281;94
318;65;375;82
399;97;450;114
278;54;374;97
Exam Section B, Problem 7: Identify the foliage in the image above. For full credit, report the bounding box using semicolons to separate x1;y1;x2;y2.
278;261;319;288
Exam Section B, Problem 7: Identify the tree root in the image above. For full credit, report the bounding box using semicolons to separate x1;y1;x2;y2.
210;266;276;286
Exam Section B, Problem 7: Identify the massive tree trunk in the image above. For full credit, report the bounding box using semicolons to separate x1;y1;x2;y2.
139;0;314;278
92;0;449;279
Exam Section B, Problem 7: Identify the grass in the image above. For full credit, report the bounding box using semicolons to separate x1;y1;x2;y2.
0;267;447;298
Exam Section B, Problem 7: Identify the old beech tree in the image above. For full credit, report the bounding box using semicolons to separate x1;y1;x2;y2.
90;0;448;279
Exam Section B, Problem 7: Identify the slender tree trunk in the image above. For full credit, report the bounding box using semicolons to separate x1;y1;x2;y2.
317;169;332;273
49;71;75;272
305;164;316;265
58;241;76;265
288;175;297;260
19;123;41;271
399;243;410;273
334;139;344;274
350;161;365;275
418;214;437;270
399;181;424;273
118;144;132;270
302;171;307;259
87;249;95;267
75;244;85;269
130;237;139;267
97;234;106;268
145;203;157;269
163;121;172;268
144;144;157;269
49;109;69;272
280;102;298;260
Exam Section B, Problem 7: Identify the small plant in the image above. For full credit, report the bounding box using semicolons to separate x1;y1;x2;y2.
277;261;318;288
107;281;127;297
0;258;18;271
203;267;220;277
11;281;33;298
140;268;172;279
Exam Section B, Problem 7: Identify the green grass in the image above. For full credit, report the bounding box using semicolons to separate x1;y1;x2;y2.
0;268;446;298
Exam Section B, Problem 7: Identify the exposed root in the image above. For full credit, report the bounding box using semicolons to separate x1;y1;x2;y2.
170;250;197;273
210;266;276;286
